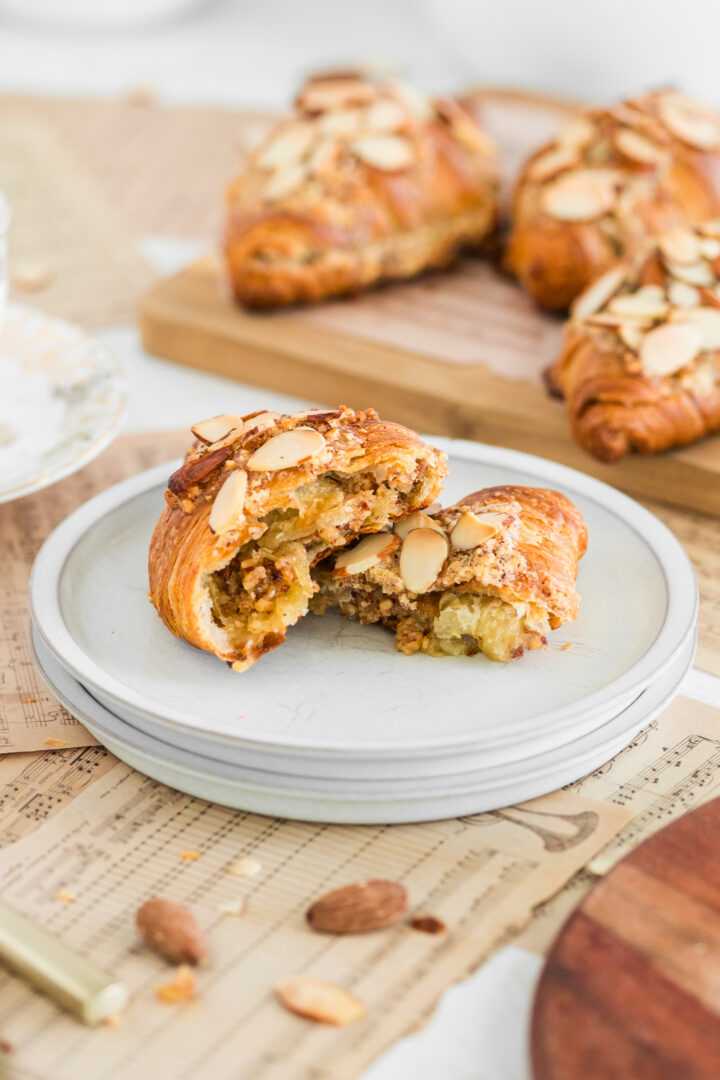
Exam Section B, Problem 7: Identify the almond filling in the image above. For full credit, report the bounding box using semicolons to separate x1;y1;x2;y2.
312;583;550;662
206;473;431;664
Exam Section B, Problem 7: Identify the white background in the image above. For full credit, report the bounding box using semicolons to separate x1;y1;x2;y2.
2;1;719;1076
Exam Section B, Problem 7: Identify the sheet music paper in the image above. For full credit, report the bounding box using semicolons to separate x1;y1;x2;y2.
0;764;629;1080
0;430;187;753
516;695;720;952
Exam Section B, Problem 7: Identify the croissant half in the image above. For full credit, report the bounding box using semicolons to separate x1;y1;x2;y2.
148;406;447;671
311;486;587;662
506;90;720;311
548;222;720;461
225;71;499;308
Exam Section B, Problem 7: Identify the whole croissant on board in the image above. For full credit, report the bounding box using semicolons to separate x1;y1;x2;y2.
148;406;447;671
547;222;720;461
224;71;499;308
506;90;720;311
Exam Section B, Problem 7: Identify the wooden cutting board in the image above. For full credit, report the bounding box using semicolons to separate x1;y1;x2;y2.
531;797;720;1080
138;89;720;517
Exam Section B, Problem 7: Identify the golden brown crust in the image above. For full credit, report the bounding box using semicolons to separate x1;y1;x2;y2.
312;485;586;661
148;406;447;669
506;91;720;311
548;223;720;460
225;74;499;308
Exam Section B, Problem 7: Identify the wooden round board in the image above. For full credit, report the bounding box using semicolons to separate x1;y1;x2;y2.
531;798;720;1080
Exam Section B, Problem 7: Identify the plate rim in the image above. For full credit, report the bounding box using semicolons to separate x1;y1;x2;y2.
0;302;127;504
30;438;699;754
30;626;695;800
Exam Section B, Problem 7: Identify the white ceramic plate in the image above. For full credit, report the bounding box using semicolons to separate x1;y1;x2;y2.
0;303;125;503
30;627;695;823
30;439;697;772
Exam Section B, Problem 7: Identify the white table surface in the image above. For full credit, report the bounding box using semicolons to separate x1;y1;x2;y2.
5;6;719;1075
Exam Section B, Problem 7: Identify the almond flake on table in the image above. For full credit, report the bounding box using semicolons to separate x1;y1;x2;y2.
229;856;262;877
56;890;76;903
156;965;196;1004
218;898;247;917
179;851;201;861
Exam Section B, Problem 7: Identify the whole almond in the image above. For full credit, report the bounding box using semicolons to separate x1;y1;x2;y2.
307;879;408;934
136;897;210;966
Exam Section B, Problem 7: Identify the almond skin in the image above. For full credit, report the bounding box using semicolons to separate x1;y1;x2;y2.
136;897;210;966
306;879;409;934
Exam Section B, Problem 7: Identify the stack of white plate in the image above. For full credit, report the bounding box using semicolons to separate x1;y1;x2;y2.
30;439;698;824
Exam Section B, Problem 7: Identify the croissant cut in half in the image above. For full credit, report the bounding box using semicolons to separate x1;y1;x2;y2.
548;221;720;461
506;90;720;311
225;71;499;308
148;407;447;671
311;486;587;662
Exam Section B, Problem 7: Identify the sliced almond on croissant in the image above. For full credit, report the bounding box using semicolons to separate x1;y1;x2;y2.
246;428;326;471
333;532;399;576
399;528;448;594
191;415;245;445
659;93;720;150
672;306;720;350
572;265;627;320
450;511;504;550
640;322;703;378
541;170;616;222
209;470;248;535
608;285;669;320
393;510;445;541
351;134;414;171
659;228;702;266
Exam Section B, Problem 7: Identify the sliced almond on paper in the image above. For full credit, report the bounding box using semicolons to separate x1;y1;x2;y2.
571;265;627;320
363;98;406;133
257;123;315;170
540;170;616;222
527;146;581;184
672;306;720;350
246;428;325;471
209;469;248;535
399;528;448;594
659;93;720;150
333;532;399;576
608;285;669;320
612;127;665;166
263;162;308;201
668;280;702;308
275;976;365;1026
393;510;446;541
450;511;504;550
191;414;245;445
640;321;703;378
351;134;414;171
658;228;702;266
306;879;409;933
666;259;714;287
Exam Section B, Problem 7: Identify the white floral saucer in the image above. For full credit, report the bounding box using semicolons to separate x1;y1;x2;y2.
0;303;125;503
